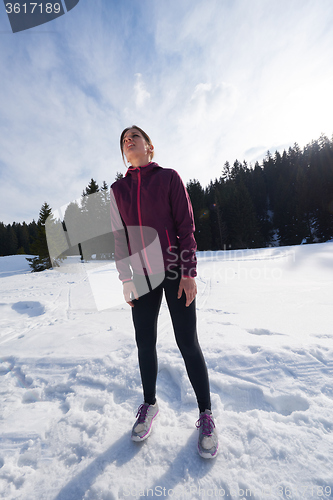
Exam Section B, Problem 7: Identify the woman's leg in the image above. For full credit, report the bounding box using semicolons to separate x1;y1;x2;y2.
131;274;163;405
163;271;211;413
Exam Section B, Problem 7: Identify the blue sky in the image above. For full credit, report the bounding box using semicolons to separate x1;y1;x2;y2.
1;0;333;224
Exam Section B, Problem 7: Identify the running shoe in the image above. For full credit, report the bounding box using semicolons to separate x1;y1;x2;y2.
131;402;159;442
196;409;218;458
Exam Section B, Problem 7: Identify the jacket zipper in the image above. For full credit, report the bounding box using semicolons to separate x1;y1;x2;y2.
137;168;153;274
165;226;171;249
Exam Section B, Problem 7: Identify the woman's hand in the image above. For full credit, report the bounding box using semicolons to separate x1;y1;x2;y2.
123;281;139;307
177;276;197;307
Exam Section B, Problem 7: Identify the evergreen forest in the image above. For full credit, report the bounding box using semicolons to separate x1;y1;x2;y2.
1;134;332;266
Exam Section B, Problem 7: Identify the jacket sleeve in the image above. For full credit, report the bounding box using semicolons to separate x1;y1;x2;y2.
169;170;197;278
110;186;132;282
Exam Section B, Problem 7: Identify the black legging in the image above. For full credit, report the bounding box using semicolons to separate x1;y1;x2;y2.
131;269;211;413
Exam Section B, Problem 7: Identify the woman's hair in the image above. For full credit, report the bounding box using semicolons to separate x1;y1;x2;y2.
120;125;154;165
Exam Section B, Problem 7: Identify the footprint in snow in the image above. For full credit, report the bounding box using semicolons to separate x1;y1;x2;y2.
247;328;285;336
223;385;309;416
18;451;37;469
83;397;105;413
265;393;310;416
321;385;333;400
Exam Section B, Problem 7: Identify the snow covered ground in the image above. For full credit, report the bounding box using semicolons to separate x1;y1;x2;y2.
0;243;333;500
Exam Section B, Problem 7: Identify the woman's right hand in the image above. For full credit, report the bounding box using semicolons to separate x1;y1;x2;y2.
123;281;139;307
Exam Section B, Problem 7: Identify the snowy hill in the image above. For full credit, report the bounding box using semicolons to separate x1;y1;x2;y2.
0;244;333;499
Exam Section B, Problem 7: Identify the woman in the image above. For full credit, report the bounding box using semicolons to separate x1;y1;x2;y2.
110;126;218;459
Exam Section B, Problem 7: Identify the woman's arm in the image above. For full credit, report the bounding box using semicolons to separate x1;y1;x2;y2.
110;187;132;282
169;170;198;306
169;170;197;278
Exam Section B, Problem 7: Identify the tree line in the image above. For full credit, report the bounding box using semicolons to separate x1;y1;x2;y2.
188;133;333;250
0;220;38;256
1;134;332;266
0;179;114;262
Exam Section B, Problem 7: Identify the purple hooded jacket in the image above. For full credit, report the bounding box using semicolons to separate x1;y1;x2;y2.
110;162;197;282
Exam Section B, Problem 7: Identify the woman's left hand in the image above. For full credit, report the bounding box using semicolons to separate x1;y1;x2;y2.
177;277;197;307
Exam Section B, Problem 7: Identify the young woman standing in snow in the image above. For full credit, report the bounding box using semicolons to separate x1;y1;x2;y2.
110;126;218;458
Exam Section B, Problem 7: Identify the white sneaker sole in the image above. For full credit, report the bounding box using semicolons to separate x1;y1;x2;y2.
198;443;218;459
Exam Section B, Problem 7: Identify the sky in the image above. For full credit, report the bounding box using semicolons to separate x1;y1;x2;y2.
1;0;333;225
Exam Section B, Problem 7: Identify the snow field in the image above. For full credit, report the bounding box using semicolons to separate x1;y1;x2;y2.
0;245;333;499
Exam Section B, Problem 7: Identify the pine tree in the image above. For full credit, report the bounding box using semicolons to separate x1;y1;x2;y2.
313;135;333;241
249;163;272;244
186;179;212;250
100;181;110;206
214;179;231;249
80;179;114;260
83;178;99;196
4;225;18;255
205;181;220;250
0;223;6;256
26;202;53;271
28;220;38;252
13;222;30;254
62;201;82;257
221;161;231;181
228;180;261;248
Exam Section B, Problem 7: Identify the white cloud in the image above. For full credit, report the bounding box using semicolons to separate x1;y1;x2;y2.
134;73;150;109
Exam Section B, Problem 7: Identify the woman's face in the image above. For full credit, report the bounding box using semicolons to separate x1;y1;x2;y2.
122;128;153;167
